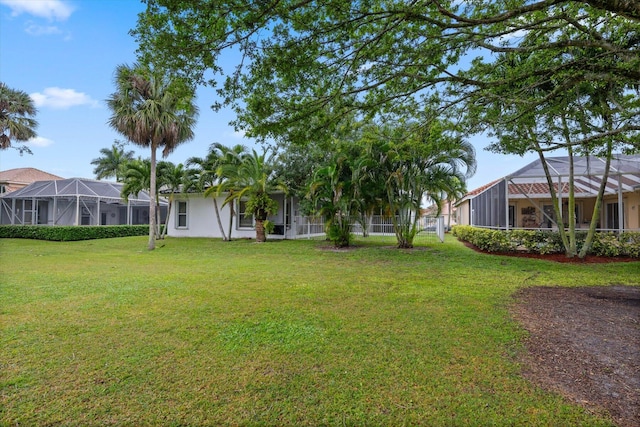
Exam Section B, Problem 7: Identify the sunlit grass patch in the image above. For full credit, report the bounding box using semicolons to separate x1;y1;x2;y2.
1;235;636;425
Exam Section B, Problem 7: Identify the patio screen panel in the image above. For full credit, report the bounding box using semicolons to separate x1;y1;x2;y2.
472;180;507;228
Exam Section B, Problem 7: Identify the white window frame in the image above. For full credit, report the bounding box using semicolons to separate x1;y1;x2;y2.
237;199;254;229
176;200;188;229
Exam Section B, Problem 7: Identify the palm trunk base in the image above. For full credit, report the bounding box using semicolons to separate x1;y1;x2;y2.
255;220;267;243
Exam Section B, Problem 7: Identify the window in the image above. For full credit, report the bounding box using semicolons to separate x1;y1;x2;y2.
176;201;188;228
81;207;91;226
508;205;515;228
542;204;555;228
606;202;623;230
238;200;253;228
0;185;6;194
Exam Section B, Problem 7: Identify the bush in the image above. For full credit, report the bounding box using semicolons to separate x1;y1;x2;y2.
451;226;639;258
0;225;150;241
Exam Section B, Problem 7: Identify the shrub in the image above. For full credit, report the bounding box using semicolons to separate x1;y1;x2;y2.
0;225;149;241
451;226;639;258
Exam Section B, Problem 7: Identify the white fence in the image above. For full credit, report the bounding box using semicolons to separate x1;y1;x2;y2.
292;215;445;243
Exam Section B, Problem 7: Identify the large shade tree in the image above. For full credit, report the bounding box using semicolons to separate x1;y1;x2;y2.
107;63;198;250
133;1;638;148
0;82;38;155
463;9;640;258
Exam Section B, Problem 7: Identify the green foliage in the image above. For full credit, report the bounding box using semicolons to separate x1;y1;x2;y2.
90;141;135;182
263;219;275;235
452;226;640;258
326;217;352;248
0;82;38;154
107;62;198;250
0;225;150;241
134;1;637;150
245;191;278;221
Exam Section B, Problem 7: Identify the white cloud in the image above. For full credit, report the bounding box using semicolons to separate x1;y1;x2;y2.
30;87;99;109
24;22;62;36
27;136;54;147
0;0;74;21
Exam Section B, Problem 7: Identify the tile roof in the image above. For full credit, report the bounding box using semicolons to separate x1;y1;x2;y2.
0;168;64;193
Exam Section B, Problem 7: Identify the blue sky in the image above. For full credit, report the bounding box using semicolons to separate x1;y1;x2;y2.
0;0;538;191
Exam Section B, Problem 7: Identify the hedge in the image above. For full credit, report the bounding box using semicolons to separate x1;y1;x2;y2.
0;225;151;241
451;225;640;258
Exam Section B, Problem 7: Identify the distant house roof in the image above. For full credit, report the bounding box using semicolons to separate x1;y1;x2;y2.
0;177;162;205
0;168;64;193
459;154;640;203
509;155;640;179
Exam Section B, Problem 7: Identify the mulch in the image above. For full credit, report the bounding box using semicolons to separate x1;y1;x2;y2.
461;240;639;425
511;285;640;427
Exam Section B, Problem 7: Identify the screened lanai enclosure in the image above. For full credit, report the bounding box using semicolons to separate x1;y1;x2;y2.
0;178;167;226
456;155;640;232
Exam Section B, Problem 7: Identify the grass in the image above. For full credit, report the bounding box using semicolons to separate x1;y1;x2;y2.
1;235;638;426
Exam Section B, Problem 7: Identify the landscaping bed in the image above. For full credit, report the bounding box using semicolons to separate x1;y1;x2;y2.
512;286;640;427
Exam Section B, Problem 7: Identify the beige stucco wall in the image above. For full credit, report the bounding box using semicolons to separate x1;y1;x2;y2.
620;191;640;230
455;200;471;226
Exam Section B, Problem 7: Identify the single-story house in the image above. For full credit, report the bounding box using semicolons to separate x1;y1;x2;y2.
0;168;63;194
456;154;640;232
0;177;166;226
165;191;312;239
422;199;457;230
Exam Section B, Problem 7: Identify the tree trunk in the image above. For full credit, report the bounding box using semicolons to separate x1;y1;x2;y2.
161;197;172;240
212;197;227;241
156;198;162;239
533;138;571;255
227;202;234;241
255;219;266;242
567;145;577;255
578;142;613;258
148;145;157;251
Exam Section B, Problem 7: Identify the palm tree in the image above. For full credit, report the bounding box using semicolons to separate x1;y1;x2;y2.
121;158;151;202
0;82;38;154
216;148;280;243
189;143;247;241
157;161;187;239
360;123;476;248
91;141;135;181
308;154;356;247
107;63;198;250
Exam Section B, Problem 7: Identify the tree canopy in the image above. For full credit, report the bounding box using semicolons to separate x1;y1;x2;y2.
134;0;640;148
0;82;38;155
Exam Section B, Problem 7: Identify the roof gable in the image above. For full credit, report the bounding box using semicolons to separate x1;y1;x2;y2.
0;168;63;184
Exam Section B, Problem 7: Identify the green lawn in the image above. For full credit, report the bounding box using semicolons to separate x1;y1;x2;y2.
1;235;638;426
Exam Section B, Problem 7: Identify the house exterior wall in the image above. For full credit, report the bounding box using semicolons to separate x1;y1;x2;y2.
167;193;297;239
629;191;640;230
458;191;639;231
456;199;471;226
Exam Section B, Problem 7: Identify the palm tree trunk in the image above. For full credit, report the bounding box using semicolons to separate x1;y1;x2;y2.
156;198;162;239
227;202;234;241
255;219;266;242
212;197;227;241
148;145;157;250
161;197;172;240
